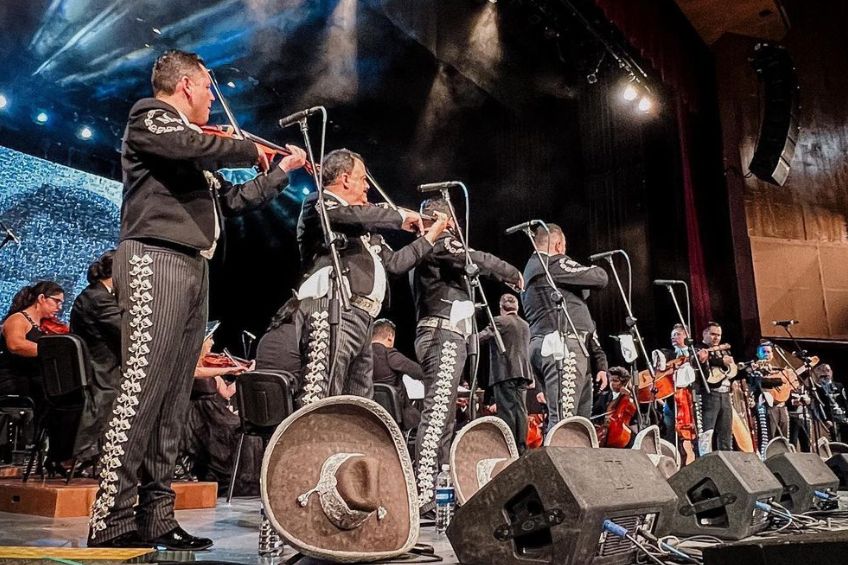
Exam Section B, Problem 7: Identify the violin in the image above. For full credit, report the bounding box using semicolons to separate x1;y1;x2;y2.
200;349;251;370
200;125;316;175
41;316;70;335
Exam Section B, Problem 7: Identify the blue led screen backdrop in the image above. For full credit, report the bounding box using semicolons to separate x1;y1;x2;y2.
0;146;121;320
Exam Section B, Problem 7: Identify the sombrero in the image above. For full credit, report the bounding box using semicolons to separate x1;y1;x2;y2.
449;417;519;505
261;396;418;562
633;425;678;478
544;416;599;448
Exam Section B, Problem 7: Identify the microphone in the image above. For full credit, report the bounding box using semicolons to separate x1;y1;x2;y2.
504;220;542;235
417;181;460;193
772;319;799;327
653;279;685;286
278;106;322;128
589;249;621;262
0;222;20;245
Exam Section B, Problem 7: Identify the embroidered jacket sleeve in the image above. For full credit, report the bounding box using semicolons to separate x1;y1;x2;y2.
433;235;521;285
377;235;434;275
215;168;288;216
124;105;257;173
325;200;405;231
549;256;609;290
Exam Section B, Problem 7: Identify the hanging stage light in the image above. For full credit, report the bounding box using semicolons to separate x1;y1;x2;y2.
638;96;653;113
35;111;49;124
0;94;7;110
78;126;94;140
622;83;638;101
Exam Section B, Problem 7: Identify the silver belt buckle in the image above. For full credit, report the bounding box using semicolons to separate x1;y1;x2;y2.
351;295;381;317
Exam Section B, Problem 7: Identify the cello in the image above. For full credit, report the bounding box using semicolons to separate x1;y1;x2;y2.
597;390;637;448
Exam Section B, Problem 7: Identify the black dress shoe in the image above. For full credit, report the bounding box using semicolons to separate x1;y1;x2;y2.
88;531;151;548
147;526;213;551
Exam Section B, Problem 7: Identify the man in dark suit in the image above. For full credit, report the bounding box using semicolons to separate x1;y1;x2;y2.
70;251;121;463
480;294;532;454
88;49;307;550
371;318;424;429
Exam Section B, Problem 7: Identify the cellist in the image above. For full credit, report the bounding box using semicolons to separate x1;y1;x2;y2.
593;366;637;448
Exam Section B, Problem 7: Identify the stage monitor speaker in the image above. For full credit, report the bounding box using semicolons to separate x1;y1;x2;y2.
826;453;848;488
667;451;783;540
446;447;678;565
748;42;800;187
764;452;839;512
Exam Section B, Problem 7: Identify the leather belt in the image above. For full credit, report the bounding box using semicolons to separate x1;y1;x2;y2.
350;295;382;318
418;316;465;336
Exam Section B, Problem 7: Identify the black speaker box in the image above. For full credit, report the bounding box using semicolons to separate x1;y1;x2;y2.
765;452;839;512
826;453;848;487
702;528;848;565
667;451;783;540
748;43;800;187
446;447;678;565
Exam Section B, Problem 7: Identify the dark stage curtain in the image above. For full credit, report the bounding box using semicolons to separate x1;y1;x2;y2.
595;0;714;329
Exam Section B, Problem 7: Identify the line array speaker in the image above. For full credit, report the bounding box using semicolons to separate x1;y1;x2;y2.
748;42;800;186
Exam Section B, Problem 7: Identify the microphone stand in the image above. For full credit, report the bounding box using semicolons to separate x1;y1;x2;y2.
439;183;504;420
295;108;350;391
775;324;823;453
516;222;589;422
599;251;652;431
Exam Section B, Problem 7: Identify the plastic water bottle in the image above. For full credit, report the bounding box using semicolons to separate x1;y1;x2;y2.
258;504;283;557
435;464;456;535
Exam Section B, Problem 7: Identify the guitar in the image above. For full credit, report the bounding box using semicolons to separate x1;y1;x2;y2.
770;356;819;404
696;344;737;385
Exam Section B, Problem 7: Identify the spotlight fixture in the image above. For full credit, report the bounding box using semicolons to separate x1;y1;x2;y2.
35;111;49;124
638;96;653;113
78;126;94;140
622;84;638;101
0;94;7;109
301;187;310;196
226;81;236;88
586;72;598;85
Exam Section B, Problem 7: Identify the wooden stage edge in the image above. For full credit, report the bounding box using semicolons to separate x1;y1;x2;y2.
0;479;217;518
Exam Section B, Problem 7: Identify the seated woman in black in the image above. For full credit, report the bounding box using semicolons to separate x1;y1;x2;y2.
0;281;65;404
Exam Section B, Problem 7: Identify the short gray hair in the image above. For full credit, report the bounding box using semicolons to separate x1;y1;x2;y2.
322;148;364;187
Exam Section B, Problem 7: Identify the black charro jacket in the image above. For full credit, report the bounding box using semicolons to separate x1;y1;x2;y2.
119;98;288;250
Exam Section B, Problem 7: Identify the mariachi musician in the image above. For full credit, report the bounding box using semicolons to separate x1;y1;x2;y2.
652;323;698;462
294;149;449;405
593;366;637;448
411;196;522;511
693;322;736;453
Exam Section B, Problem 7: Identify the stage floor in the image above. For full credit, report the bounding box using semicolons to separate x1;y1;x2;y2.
0;496;459;564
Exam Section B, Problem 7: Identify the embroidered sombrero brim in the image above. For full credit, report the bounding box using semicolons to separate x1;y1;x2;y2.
261;396;418;563
544;416;599;448
449;417;519;505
